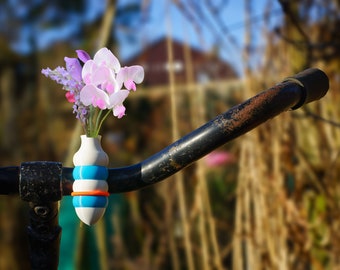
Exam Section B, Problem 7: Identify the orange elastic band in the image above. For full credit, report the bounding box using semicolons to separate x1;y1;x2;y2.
71;190;110;197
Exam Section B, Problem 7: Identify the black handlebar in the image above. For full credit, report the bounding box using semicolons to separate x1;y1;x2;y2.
0;68;329;196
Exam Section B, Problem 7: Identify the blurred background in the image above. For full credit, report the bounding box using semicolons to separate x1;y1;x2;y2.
0;0;340;269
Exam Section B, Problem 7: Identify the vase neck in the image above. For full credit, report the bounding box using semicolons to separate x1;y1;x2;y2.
73;135;108;166
80;135;102;146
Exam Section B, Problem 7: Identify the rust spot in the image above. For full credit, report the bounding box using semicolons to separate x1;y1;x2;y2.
169;158;182;170
213;108;240;135
168;145;184;170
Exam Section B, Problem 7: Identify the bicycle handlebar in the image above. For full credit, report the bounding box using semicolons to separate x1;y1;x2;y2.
0;68;329;196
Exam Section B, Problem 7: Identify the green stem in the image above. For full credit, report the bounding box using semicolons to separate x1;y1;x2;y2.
87;106;95;137
95;110;103;134
94;109;112;137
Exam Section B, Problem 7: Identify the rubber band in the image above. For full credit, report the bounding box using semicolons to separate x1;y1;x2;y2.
71;190;110;197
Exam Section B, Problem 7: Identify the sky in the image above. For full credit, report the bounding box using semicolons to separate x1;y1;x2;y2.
117;0;283;74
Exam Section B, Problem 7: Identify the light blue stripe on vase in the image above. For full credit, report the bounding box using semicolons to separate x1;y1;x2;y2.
73;165;108;180
73;195;108;208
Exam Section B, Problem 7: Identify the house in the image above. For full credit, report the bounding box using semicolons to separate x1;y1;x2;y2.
122;37;238;86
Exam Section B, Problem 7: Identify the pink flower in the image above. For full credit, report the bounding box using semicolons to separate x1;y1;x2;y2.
81;49;121;94
65;91;75;103
80;84;130;114
82;48;120;83
110;91;130;118
79;47;144;121
80;85;110;109
113;105;126;118
204;151;235;167
117;66;144;91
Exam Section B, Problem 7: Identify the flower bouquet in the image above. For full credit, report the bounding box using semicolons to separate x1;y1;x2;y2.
42;48;144;225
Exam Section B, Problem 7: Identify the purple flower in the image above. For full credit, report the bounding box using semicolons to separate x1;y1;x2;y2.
64;57;82;82
76;50;91;63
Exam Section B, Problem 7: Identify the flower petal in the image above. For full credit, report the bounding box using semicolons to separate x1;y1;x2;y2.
113;105;126;118
103;76;119;94
116;66;144;90
80;84;110;109
65;91;75;103
93;47;121;73
64;57;82;82
76;50;91;63
91;66;111;86
108;90;130;108
124;79;136;91
128;65;145;83
82;60;96;84
116;67;128;88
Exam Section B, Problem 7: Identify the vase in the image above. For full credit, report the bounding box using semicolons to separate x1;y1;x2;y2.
72;135;109;225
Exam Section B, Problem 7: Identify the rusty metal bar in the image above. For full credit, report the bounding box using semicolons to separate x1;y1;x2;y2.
0;68;329;195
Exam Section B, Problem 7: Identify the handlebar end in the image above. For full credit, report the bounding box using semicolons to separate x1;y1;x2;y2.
284;68;329;109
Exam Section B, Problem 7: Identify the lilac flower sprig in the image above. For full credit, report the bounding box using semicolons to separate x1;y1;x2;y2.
42;48;144;137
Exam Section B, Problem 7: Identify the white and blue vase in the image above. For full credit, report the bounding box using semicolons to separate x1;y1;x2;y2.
72;135;109;225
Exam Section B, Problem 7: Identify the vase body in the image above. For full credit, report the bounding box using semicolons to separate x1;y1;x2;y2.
72;135;109;225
